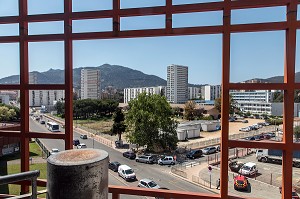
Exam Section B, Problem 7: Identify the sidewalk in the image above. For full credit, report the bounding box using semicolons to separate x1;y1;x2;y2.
171;162;282;199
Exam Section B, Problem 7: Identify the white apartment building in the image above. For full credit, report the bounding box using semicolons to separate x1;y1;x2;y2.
124;86;166;103
167;64;188;104
203;85;221;101
230;90;282;115
188;87;201;100
29;72;64;108
80;68;101;99
0;95;10;105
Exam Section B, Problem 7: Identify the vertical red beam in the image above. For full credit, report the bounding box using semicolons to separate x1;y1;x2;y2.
282;1;297;199
64;0;73;150
113;0;120;36
166;0;172;34
19;0;30;194
220;0;231;198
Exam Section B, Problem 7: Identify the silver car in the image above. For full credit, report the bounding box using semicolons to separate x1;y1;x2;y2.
135;155;154;164
202;147;217;155
138;179;160;189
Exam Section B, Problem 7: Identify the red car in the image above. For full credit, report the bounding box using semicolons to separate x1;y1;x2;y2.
234;175;249;191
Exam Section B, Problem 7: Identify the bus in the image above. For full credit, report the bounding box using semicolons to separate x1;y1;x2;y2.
46;122;60;132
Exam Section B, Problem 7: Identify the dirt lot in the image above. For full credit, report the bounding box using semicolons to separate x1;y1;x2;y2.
179;118;268;145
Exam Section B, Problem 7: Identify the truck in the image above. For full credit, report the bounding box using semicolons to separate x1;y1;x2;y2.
256;149;300;168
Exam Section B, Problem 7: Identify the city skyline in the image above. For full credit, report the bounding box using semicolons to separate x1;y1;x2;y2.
0;1;300;85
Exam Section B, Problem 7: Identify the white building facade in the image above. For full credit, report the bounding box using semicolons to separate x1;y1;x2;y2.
0;95;10;105
230;90;285;115
167;64;188;104
203;85;221;101
124;86;166;103
80;68;101;99
188;87;201;100
29;72;64;108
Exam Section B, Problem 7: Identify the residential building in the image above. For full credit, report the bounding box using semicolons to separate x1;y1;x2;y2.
0;95;10;105
167;64;188;104
29;73;64;108
123;86;166;103
102;86;118;100
203;85;221;101
80;68;101;99
188;87;201;100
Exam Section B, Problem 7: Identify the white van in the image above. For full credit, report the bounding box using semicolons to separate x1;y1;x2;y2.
238;162;258;176
118;165;136;181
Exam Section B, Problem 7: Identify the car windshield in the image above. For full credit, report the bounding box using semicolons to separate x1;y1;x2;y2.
292;192;298;196
242;166;251;171
125;169;134;174
236;180;245;185
148;181;158;188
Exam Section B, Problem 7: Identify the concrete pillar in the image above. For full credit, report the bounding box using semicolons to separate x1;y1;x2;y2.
47;149;109;199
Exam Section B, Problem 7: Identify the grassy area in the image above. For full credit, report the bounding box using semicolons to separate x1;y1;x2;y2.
0;142;42;162
6;163;47;198
0;142;46;197
74;117;114;134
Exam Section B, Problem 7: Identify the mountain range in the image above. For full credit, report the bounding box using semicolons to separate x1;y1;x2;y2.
0;64;298;89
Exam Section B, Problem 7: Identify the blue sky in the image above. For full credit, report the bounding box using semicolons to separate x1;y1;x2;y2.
0;0;300;85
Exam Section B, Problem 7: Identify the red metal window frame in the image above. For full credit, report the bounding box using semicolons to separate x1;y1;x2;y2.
0;0;299;198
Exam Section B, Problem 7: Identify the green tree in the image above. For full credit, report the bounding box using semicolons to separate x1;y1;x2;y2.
184;100;196;121
214;95;237;115
294;126;300;142
111;108;126;141
0;106;16;121
125;93;178;151
54;101;65;116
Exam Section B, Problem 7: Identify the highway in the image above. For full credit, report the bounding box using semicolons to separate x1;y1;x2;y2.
29;118;213;198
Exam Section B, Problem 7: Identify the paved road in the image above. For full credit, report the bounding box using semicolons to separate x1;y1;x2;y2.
29;118;213;198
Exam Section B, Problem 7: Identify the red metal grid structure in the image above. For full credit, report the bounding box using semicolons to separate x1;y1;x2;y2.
0;0;299;198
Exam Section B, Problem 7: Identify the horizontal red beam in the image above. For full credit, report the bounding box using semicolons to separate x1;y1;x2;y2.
229;140;286;150
295;83;300;89
28;132;66;139
27;84;66;90
0;131;21;137
0;0;293;25
229;83;287;90
0;36;19;43
231;21;287;33
0;85;21;90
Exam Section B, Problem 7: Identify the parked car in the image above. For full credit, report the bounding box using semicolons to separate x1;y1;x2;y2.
118;165;136;181
123;151;136;159
229;161;244;173
216;145;221;152
242;120;248;123
186;149;202;159
80;134;88;139
279;187;299;199
40;120;45;124
244;136;255;141
73;139;80;146
50;148;60;155
238;162;258;176
158;156;175;165
234;175;249;191
254;134;264;141
202;147;217;155
138;179;160;189
109;161;121;172
135;155;155;164
77;143;87;149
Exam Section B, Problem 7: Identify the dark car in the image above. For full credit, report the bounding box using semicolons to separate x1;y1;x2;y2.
109;161;121;172
123;151;136;159
229;161;244;173
186;149;202;159
244;136;255;141
73;139;80;146
80;134;87;139
234;175;249;191
254;134;264;141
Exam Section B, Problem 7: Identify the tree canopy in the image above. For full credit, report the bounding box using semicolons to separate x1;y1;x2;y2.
111;107;126;141
214;95;237;115
125;93;178;151
0;104;18;122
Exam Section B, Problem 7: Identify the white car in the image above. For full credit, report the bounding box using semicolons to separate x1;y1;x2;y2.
138;179;160;189
50;148;60;155
118;165;136;181
77;143;87;149
158;156;175;165
239;162;258;176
